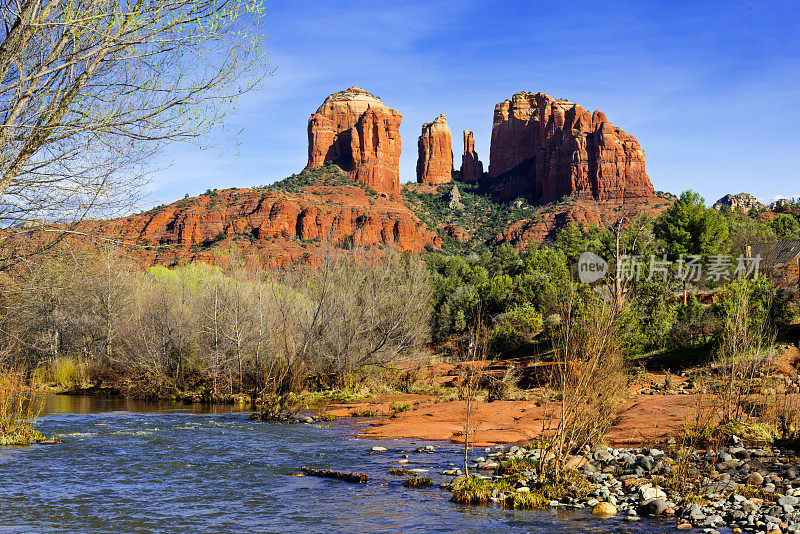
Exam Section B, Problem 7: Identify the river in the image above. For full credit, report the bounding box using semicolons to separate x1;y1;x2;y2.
0;395;680;533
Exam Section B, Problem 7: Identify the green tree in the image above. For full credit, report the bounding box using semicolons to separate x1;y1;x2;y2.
653;190;730;257
771;214;800;239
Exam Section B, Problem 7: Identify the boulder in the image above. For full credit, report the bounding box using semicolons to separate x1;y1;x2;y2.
591;502;617;517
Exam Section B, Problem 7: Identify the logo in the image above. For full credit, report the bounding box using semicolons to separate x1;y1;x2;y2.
578;252;608;283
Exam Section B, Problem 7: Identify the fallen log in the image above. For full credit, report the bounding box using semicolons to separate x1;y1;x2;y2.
301;466;368;484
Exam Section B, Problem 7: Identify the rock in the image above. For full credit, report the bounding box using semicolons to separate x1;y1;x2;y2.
746;472;765;486
416;114;453;185
645;498;670;516
371;446;387;452
458;130;484;184
307;86;402;197
487;91;655;203
712;193;764;212
770;199;791;211
443;224;470;243
448;184;464;210
778;495;799;507
594;449;614;463
638;484;667;501
92;175;441;270
638;455;655;471
592;502;618;517
566;456;588;469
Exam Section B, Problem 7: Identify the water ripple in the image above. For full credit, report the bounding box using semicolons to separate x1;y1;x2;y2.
0;396;681;533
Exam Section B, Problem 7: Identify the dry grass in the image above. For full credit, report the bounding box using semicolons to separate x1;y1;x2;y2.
0;368;45;445
31;357;85;389
403;476;433;488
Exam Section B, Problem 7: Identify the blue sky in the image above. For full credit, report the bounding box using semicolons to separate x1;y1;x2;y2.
147;0;800;208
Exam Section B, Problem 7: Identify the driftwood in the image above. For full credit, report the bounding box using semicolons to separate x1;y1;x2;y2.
301;466;368;484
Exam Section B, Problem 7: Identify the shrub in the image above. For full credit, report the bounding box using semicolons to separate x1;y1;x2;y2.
0;368;45;445
451;477;511;505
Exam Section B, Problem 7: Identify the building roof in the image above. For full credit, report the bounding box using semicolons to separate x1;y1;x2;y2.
749;240;800;267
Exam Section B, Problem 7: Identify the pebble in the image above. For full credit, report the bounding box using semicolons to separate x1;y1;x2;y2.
430;441;800;533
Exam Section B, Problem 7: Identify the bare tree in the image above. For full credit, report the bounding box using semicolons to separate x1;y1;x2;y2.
539;286;626;479
0;0;268;267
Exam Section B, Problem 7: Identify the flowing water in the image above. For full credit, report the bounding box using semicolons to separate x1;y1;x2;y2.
0;395;679;533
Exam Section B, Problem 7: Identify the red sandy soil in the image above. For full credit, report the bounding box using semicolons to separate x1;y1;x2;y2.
348;394;700;447
321;344;800;447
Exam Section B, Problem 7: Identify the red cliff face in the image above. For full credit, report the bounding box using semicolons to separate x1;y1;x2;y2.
458;130;483;184
416;114;453;185
307;87;402;197
93;184;440;269
488;92;654;203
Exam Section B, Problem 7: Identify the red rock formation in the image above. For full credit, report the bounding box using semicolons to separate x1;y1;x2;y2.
488;92;654;203
416;114;453;185
458;130;483;184
306;87;402;197
492;197;672;248
91;183;440;269
443;224;470;243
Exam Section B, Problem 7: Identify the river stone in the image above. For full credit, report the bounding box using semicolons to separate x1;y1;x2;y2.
638;484;667;501
592;502;617;517
566;456;588;469
644;498;670;516
594;449;614;463
779;495;799;507
371;446;387;452
688;503;706;521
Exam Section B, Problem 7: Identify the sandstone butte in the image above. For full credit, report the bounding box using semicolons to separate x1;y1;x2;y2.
458;130;484;184
87;183;441;269
416;114;453;185
306;87;402;198
79;87;673;269
487;91;655;203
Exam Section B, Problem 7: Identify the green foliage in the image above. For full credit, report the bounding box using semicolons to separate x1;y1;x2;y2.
497;457;538;476
622;281;676;352
724;211;777;255
720;275;792;340
450;477;512;505
653;190;730;257
450;470;593;509
425;245;569;350
489;304;543;355
263;164;372;194
772;213;800;239
401;183;538;253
